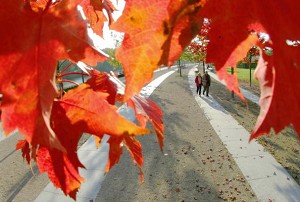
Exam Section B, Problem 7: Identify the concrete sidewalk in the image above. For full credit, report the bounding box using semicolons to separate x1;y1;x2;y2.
207;69;259;105
189;66;300;202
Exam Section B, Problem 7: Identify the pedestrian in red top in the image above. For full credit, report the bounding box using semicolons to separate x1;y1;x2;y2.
195;73;203;96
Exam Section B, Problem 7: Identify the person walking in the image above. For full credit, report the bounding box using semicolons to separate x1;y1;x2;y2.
202;71;211;97
194;73;203;96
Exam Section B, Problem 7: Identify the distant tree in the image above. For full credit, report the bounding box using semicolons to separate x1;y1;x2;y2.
178;48;195;62
107;48;122;70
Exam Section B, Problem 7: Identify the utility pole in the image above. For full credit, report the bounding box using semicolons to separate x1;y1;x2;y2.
231;67;234;99
249;55;252;87
178;59;182;77
248;46;258;87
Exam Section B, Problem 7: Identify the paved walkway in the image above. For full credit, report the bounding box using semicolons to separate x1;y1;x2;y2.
34;65;300;201
189;66;300;202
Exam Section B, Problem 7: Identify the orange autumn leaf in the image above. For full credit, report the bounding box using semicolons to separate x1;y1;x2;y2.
111;0;206;100
93;135;104;149
0;0;106;150
27;0;52;12
80;0;117;37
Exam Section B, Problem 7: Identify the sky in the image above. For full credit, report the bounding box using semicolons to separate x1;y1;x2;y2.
91;0;125;49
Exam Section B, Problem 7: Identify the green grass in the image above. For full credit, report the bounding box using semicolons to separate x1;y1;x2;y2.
226;67;258;84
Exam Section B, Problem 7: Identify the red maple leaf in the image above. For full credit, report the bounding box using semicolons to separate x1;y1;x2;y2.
105;94;164;182
0;0;106;150
16;139;31;165
37;70;151;198
6;0;300;200
55;72;150;138
127;95;164;150
105;136;123;173
37;146;84;199
86;70;118;105
200;0;300;139
123;135;144;182
105;135;144;182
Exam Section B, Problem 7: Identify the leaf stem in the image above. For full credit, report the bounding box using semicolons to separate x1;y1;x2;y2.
60;80;80;86
60;63;74;74
58;72;89;78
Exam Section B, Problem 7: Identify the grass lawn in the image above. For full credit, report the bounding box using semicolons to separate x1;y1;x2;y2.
226;67;258;85
215;69;300;186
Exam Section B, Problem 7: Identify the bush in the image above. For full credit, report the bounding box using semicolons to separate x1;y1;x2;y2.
237;62;257;69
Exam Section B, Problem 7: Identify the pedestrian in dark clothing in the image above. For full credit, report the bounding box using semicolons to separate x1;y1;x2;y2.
202;71;211;97
194;73;203;96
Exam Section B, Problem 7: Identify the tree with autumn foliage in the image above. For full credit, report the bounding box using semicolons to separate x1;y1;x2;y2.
188;38;207;62
1;0;300;200
188;36;208;73
238;46;260;68
188;18;210;73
